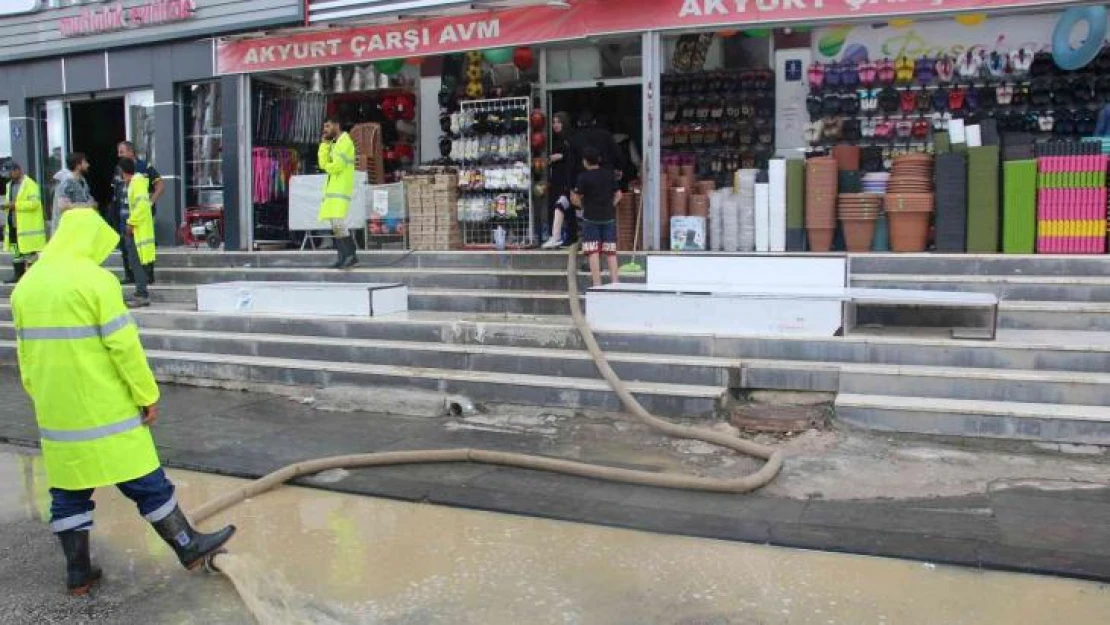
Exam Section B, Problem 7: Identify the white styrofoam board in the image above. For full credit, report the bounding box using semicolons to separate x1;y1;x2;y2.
647;255;848;290
586;290;842;337
289;172;370;232
196;281;407;318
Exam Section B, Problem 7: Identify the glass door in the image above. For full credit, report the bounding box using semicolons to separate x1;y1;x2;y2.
37;99;68;213
125;90;155;165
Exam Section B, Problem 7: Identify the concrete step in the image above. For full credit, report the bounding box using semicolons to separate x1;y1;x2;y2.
0;284;574;315
95;250;581;270
837;364;1110;406
0;323;737;388
835;393;1110;445
8;302;1110;374
139;266;607;292
998;301;1110;331
853;273;1110;302
0;340;726;418
849;254;1110;277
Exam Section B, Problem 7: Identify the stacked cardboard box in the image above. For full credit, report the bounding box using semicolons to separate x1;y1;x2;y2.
406;173;462;250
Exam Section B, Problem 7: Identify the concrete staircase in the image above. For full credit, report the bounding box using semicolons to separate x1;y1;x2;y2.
0;250;1109;444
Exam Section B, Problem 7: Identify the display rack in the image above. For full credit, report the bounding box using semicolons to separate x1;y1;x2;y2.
456;96;534;249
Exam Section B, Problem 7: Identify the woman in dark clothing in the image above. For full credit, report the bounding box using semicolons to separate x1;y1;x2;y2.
542;111;578;248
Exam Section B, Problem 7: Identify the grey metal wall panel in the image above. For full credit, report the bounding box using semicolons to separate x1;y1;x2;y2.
8;59;63;98
0;0;302;63
62;53;106;95
164;40;215;82
106;48;155;90
219;74;241;250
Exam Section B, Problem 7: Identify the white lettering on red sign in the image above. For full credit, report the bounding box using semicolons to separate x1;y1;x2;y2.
239;19;501;67
58;0;195;37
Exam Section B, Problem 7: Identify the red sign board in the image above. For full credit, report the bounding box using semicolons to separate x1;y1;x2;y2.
60;0;195;38
217;0;1079;74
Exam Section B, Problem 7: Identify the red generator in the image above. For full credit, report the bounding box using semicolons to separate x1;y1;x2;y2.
178;207;225;249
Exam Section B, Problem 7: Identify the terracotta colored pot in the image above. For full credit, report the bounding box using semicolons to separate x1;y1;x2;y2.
680;164;695;177
887;210;931;252
840;217;877;252
666;165;681;179
695;180;717;195
689;194;709;218
669;188;689;216
807;226;835;252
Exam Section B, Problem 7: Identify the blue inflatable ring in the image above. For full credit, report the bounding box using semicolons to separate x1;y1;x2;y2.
1053;6;1107;71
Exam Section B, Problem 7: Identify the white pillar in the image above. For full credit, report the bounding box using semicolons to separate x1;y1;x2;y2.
641;30;662;251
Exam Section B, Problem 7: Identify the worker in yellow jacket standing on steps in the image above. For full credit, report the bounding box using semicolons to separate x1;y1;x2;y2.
119;157;155;308
11;207;235;596
318;115;359;269
2;162;46;284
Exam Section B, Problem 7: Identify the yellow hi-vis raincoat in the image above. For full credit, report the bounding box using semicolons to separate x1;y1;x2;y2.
126;174;156;265
12;208;161;490
4;175;46;254
317;132;356;221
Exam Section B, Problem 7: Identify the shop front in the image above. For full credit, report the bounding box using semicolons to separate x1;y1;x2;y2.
215;0;1100;255
0;0;303;249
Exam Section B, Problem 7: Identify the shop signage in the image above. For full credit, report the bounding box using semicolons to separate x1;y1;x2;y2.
59;0;195;37
217;0;1078;74
218;4;576;73
811;12;1062;61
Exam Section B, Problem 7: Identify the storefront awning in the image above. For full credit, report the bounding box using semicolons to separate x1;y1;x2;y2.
218;0;1083;74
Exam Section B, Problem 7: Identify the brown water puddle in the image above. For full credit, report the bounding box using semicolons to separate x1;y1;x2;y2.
2;447;1107;624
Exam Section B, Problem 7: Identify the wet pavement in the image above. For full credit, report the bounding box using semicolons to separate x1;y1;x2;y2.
0;373;1109;584
2;445;1108;625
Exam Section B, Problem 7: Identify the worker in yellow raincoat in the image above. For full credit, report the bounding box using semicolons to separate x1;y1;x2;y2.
119;157;156;308
12;207;235;596
318;115;358;269
2;162;46;284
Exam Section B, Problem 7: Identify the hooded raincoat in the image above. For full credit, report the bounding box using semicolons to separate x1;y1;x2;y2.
12;208;161;490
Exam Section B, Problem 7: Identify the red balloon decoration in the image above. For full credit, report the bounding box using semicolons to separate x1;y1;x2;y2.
513;46;535;71
529;109;546;131
530;131;546;151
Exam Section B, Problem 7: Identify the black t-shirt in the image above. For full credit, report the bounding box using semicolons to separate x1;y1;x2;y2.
575;168;617;223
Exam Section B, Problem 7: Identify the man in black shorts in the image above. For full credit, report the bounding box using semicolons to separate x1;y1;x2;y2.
572;147;622;287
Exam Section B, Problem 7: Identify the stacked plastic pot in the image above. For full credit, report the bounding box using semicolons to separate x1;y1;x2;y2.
884;154;935;252
804;157;839;252
838;193;883;252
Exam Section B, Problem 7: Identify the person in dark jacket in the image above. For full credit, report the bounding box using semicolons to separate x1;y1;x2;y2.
568;110;625;185
542;112;577;248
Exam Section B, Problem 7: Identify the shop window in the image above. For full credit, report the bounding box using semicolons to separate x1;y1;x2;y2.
546;37;642;83
182;82;223;210
125;90;155;165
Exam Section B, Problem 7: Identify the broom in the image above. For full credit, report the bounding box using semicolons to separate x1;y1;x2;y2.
619;195;645;275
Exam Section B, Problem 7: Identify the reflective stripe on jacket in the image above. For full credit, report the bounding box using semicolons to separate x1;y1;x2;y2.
126;174;157;265
12;208;161;490
317;132;356;221
5;176;46;254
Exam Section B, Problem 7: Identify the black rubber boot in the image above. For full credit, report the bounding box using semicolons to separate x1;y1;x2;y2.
331;239;348;269
151;506;236;570
144;264;155;285
57;530;102;596
5;261;24;284
341;238;359;269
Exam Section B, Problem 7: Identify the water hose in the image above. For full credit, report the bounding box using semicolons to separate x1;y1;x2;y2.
193;245;783;525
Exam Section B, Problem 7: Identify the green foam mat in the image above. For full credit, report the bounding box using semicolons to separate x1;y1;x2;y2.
786;159;805;230
966;146;1000;253
1002;159;1037;254
934;132;951;154
838;170;862;193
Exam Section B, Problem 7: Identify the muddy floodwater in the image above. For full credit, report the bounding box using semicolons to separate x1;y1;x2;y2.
1;446;1107;624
